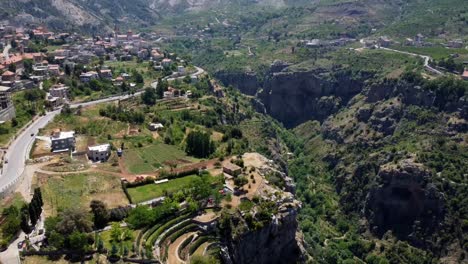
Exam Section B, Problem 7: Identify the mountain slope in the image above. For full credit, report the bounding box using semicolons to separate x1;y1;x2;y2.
0;0;162;32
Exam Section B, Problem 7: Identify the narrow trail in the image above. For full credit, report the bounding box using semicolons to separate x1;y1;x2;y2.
324;233;347;247
168;232;197;264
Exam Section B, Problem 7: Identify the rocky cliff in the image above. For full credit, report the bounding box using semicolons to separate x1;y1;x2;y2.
365;159;445;241
259;69;366;127
218;153;305;264
214;71;260;96
222;205;303;264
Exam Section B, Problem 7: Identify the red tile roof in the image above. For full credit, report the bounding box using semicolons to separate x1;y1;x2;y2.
2;71;15;76
462;70;468;79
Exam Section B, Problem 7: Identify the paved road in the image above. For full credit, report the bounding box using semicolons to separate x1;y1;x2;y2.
378;46;443;75
164;66;205;82
0;110;59;195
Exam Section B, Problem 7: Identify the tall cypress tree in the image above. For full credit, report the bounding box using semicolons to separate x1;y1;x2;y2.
20;205;31;234
28;202;38;226
34;188;43;207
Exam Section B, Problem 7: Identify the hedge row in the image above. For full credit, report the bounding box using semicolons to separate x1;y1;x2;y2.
161;224;198;262
165;224;198;245
145;213;192;248
122;181;133;204
188;236;213;256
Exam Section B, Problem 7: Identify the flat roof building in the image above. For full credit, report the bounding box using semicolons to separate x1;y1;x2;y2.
50;130;75;152
87;144;111;162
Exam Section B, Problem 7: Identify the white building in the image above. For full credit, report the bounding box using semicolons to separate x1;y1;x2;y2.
87;144;111;162
51;130;75;152
79;71;98;83
148;123;164;131
49;84;69;99
177;66;185;74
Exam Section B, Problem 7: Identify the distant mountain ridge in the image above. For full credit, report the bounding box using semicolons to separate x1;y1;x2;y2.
0;0;314;32
0;0;466;37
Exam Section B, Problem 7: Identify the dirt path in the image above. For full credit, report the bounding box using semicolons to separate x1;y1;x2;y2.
168;232;197;264
118;157;131;178
324;233;347;247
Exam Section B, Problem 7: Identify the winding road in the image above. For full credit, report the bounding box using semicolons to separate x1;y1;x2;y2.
377;46;443;75
164;66;205;82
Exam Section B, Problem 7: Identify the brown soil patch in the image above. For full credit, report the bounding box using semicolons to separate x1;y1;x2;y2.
151;131;160;139
211;131;224;142
193;211;218;223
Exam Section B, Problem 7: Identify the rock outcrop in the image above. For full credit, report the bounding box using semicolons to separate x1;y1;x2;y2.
222;204;303;264
214;71;260;96
365;159;445;240
366;80;467;116
219;153;304;264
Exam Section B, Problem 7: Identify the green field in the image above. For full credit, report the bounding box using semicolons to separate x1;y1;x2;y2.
43;104;128;141
127;175;201;203
40;173;129;216
124;143;197;174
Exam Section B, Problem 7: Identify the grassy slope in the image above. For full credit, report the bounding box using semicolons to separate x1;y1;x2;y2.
124;143;196;174
128;175;201;203
39;172;128;216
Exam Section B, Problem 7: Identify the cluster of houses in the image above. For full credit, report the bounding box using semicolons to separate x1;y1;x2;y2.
0;23;197;120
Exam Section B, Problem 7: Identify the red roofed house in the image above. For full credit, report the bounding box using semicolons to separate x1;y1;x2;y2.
462;69;468;81
1;71;16;82
2;55;23;72
99;69;112;80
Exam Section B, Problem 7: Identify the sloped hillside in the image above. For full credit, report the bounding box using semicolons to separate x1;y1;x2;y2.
0;0;162;33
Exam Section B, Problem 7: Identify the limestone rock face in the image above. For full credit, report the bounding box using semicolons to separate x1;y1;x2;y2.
224;206;303;264
365;159;445;240
220;153;304;264
368;102;402;136
214;71;260;96
259;70;364;127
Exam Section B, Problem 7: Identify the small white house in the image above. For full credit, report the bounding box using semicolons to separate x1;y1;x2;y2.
177;66;185;74
87;144;111;162
149;123;164;131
